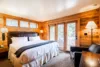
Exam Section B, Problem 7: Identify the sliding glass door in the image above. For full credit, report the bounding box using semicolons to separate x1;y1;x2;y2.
57;24;64;50
49;25;55;40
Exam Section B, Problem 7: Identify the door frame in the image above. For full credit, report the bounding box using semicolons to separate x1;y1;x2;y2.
65;19;80;51
48;19;80;51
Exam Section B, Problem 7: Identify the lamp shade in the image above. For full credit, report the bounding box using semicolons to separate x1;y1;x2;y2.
86;21;97;29
89;44;100;54
1;27;8;33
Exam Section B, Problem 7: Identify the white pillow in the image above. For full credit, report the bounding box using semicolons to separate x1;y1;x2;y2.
29;36;40;41
11;37;28;43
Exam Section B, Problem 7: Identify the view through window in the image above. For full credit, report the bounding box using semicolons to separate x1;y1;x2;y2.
50;26;55;40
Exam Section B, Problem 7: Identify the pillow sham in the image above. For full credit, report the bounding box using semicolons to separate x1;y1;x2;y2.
11;37;28;43
29;36;40;41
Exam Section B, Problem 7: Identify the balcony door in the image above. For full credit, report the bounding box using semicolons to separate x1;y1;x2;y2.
66;22;78;51
57;24;64;50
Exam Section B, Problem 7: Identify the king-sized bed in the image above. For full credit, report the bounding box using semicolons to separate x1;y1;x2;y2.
8;32;60;67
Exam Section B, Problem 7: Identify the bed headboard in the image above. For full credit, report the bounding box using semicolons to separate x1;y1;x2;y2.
7;32;39;47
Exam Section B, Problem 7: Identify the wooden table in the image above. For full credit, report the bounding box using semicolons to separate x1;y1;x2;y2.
80;51;100;67
0;46;8;58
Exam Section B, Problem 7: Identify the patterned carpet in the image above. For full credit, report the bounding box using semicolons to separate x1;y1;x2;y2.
0;52;74;67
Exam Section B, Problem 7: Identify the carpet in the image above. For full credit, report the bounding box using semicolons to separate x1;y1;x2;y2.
0;52;74;67
0;58;13;67
42;52;74;67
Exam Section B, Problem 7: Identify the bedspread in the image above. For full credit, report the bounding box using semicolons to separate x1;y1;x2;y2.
8;40;60;67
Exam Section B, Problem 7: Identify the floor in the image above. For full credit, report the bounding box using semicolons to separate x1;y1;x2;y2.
0;52;74;67
0;58;13;67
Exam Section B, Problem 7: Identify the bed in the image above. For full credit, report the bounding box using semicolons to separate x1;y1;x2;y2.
8;32;60;67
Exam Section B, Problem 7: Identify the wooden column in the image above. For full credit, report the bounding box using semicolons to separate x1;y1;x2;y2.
99;7;100;44
64;23;67;51
55;24;58;41
77;18;80;47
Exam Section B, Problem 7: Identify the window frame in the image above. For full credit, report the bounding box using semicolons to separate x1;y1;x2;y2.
49;25;56;40
20;21;29;28
30;22;38;28
6;18;18;27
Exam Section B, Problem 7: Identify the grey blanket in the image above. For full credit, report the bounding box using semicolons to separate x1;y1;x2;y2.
15;41;55;58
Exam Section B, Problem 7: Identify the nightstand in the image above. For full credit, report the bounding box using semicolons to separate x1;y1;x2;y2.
0;46;8;58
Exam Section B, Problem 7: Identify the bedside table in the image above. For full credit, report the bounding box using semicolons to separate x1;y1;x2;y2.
0;47;8;58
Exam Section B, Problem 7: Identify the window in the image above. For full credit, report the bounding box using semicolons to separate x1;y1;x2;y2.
57;24;64;49
20;21;28;28
49;25;55;40
30;23;38;28
6;19;18;27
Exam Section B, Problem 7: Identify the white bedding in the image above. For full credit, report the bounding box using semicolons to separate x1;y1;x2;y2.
8;40;60;67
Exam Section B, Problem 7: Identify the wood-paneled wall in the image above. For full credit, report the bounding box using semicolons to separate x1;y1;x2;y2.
0;13;44;47
46;8;100;47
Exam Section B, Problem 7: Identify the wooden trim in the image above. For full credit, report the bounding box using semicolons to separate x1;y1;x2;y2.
64;23;67;51
28;22;30;28
18;19;20;28
49;25;56;40
77;18;80;47
99;7;100;28
3;16;6;27
99;7;100;44
55;24;58;41
0;13;40;23
48;8;99;25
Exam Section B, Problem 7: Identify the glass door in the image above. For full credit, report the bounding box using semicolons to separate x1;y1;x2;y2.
57;24;64;50
67;22;77;51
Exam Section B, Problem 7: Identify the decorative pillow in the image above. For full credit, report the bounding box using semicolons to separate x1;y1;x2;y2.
29;36;40;41
11;37;28;43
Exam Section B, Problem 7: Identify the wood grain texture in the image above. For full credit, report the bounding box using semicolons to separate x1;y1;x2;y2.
46;8;100;48
80;51;100;67
0;13;44;48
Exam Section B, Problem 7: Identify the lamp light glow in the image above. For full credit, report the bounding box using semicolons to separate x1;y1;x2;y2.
40;30;43;33
86;21;97;29
1;27;8;33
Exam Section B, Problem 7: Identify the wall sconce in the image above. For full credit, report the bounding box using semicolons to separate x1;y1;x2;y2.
1;27;8;41
40;30;43;33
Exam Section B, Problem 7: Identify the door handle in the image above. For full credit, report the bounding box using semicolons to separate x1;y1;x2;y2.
76;36;77;40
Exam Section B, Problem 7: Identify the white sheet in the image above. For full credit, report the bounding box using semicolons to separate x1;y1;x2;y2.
10;40;46;53
9;40;60;67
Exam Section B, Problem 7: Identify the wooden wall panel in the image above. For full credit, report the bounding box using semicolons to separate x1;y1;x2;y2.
38;22;49;40
0;13;44;48
47;8;100;47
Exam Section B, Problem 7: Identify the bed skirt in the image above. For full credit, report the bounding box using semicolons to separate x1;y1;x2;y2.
8;49;59;67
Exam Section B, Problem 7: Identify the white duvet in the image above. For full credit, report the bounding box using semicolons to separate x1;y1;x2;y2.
9;40;60;67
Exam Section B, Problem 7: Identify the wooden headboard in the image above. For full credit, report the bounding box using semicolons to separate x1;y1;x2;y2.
7;32;39;47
